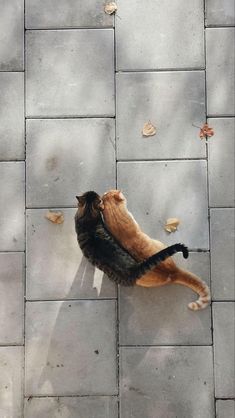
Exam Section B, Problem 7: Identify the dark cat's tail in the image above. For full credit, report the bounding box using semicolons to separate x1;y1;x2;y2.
131;243;188;281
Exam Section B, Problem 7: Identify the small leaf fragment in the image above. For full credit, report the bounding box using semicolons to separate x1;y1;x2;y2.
164;218;180;233
45;211;64;224
104;2;117;14
142;121;157;137
199;123;214;139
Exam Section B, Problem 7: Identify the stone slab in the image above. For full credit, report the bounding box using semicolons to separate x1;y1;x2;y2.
120;346;214;418
206;0;235;26
26;208;116;300
210;209;235;300
0;72;24;161
25;0;113;28
116;0;204;70
25;300;117;395
24;396;118;418
0;162;25;251
206;28;235;116
0;346;23;418
119;252;211;345
0;0;24;70
0;253;24;344
26;30;114;117
117;161;209;249
208;118;235;207
116;72;206;160
216;400;235;418
213;302;235;398
26;119;115;207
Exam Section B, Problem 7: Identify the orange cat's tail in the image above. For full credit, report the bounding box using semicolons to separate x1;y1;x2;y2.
171;268;211;311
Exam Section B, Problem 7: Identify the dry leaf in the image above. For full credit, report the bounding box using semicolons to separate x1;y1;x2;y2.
142;121;157;137
45;211;64;224
164;218;180;233
199;123;214;139
104;2;117;14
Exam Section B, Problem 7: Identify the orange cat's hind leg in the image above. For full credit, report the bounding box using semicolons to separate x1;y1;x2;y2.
136;272;172;288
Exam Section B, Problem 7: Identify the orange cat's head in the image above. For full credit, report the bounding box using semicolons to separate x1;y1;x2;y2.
102;190;126;209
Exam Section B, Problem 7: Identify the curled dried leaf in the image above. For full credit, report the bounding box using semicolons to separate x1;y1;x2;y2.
199;123;214;139
164;218;180;233
142;121;157;137
104;2;117;14
45;211;64;224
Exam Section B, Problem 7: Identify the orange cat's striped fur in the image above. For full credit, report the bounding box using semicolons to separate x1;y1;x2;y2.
102;190;210;310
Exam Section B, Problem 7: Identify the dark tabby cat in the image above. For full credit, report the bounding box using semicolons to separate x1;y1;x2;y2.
75;191;189;286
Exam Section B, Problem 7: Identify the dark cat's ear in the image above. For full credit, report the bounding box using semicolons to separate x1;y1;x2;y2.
114;190;125;202
76;195;85;206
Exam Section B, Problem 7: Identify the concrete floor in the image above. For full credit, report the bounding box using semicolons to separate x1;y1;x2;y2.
0;0;234;417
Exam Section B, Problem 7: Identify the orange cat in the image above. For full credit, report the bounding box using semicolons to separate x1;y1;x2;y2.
102;190;210;310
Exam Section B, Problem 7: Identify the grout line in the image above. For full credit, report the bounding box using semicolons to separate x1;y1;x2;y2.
120;344;213;348
116;68;206;73
0;343;25;347
26;298;118;302
206;25;235;29
24;394;119;398
204;3;217;413
207;115;235;118
25;27;114;31
117;158;208;162
26;115;115;120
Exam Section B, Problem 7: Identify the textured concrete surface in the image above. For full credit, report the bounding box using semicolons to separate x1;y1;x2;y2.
0;0;24;70
206;28;235;116
26;208;116;300
0;346;23;418
0;72;24;160
25;0;113;29
0;0;234;416
120;346;214;418
118;161;209;249
0;253;24;344
208;118;235;207
210;209;235;300
26;30;114;117
116;72;206;160
213;302;235;398
216;400;235;418
26;118;115;207
24;396;118;418
25;301;117;396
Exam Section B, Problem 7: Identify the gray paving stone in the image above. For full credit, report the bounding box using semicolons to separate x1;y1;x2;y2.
206;0;235;26
119;252;211;346
0;73;24;161
216;400;235;418
0;0;24;70
0;253;24;344
26;0;113;28
117;161;209;249
26;208;116;300
210;209;235;300
26;30;114;117
0;162;25;251
120;346;214;418
25;300;117;395
24;396;118;418
26;119;115;207
208;118;235;207
206;28;235;116
116;0;204;70
213;302;235;398
116;72;206;160
0;346;23;418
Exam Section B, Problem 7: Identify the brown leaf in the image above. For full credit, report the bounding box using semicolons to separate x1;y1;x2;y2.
104;2;117;14
45;211;64;224
199;123;214;139
164;218;180;233
142;121;157;137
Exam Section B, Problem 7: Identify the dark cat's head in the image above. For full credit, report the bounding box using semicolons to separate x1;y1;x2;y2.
75;191;104;220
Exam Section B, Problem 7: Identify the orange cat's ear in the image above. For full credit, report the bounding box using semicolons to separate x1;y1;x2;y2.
114;191;125;202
